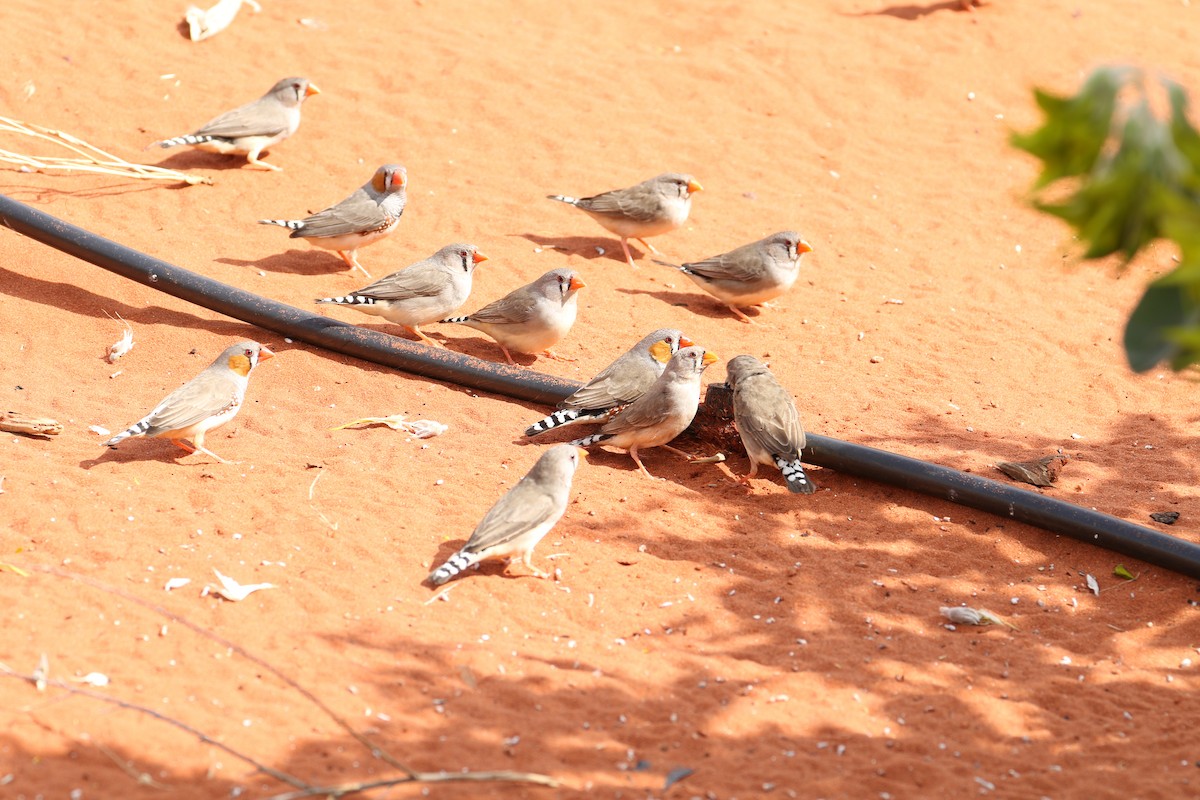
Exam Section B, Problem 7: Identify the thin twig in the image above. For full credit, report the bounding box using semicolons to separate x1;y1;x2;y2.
25;565;414;777
0;667;308;789
0;116;210;185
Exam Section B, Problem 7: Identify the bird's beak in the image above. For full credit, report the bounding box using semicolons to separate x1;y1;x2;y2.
473;250;489;264
305;83;321;97
393;171;407;189
259;346;275;361
798;240;813;254
576;447;589;460
679;335;696;348
686;180;703;194
702;351;719;366
569;275;586;291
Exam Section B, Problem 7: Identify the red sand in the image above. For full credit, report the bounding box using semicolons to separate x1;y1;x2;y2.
3;1;1199;798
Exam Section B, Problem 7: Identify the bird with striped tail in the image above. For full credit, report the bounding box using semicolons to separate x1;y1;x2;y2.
427;445;584;586
439;268;585;365
523;328;693;437
570;346;718;480
725;355;818;494
150;77;319;171
259;163;407;278
314;243;487;346
547;172;702;268
103;341;274;464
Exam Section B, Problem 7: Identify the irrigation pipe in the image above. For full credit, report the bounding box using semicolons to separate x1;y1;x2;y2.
3;193;1199;580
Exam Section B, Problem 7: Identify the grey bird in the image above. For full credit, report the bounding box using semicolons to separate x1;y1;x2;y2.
725;355;817;494
655;231;813;323
570;346;718;480
152;77;319;171
427;444;585;585
259;163;408;278
103;341;274;464
547;172;702;268
439;268;586;365
524;328;695;437
315;243;487;346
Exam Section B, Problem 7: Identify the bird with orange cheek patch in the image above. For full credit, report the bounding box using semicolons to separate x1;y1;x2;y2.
259;163;408;278
103;341;274;464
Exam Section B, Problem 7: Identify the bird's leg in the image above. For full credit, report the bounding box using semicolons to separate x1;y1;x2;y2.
405;326;443;347
635;237;661;255
245;150;282;171
728;304;758;324
194;445;235;465
170;439;197;454
541;349;576;362
628;446;663;481
522;551;552;580
619;238;639;269
498;344;520;366
339;250;372;279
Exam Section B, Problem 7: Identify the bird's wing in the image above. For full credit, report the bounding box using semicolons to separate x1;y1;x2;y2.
736;378;805;457
463;292;536;325
682;251;760;283
576;184;660;223
143;369;240;433
294;188;388;238
193;99;289;139
356;264;448;301
463;479;560;553
567;358;651;410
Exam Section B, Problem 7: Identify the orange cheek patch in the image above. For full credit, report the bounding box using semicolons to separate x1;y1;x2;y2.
228;354;253;376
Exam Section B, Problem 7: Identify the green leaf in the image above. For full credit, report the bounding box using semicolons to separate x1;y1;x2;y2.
1113;564;1136;580
1011;67;1128;188
1124;272;1200;372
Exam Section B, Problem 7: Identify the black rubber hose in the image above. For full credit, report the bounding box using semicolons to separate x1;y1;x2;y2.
3;193;1198;580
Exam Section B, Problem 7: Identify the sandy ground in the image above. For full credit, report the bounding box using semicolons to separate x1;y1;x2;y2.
3;1;1200;798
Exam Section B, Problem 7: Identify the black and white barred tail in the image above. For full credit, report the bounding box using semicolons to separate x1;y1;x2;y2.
103;419;152;447
157;134;217;148
316;294;377;306
439;314;470;324
547;194;581;206
259;218;305;232
569;431;612;448
524;408;610;437
428;550;480;586
775;456;817;494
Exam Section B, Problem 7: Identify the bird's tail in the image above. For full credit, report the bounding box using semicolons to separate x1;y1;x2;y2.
546;194;580;206
524;408;611;437
428;549;481;586
316;294;375;306
651;258;685;271
569;431;612;448
154;134;215;149
774;455;817;494
103;418;152;448
258;218;305;231
439;314;470;324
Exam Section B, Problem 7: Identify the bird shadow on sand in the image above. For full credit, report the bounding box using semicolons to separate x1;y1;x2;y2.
78;442;213;471
613;285;754;323
216;249;355;277
517;233;645;267
434;331;540;367
847;0;977;20
147;149;281;173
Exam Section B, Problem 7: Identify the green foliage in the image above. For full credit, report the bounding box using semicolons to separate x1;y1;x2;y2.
1013;66;1200;372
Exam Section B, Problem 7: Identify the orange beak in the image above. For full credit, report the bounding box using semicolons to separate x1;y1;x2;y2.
473;250;489;264
569;275;586;291
576;446;590;460
679;335;696;348
686;179;703;194
393;171;407;189
305;83;321;97
798;240;813;254
259;346;275;361
701;351;719;366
